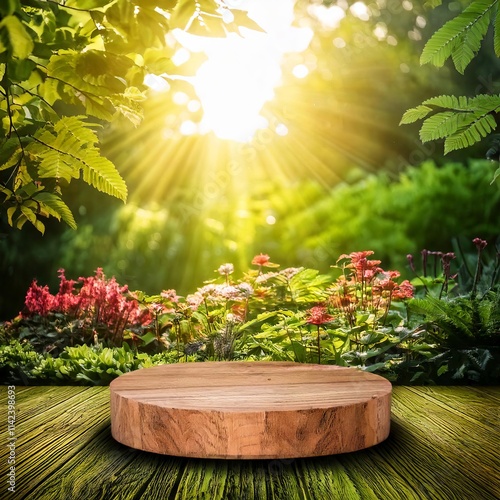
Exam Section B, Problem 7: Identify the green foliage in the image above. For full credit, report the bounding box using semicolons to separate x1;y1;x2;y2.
0;0;263;233
270;160;500;275
0;340;165;385
409;292;500;348
403;0;500;160
402;95;500;154
420;0;498;72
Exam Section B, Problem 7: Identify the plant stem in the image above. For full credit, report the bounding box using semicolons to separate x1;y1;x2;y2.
471;249;482;298
317;325;321;364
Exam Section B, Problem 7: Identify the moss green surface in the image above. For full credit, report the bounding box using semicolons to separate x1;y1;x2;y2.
1;386;499;499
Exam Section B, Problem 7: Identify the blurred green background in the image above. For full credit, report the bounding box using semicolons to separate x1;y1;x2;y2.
1;0;500;318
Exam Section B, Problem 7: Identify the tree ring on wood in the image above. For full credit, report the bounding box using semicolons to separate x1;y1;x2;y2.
110;362;392;459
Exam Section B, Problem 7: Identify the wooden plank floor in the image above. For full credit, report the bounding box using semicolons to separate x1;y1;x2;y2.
1;385;499;499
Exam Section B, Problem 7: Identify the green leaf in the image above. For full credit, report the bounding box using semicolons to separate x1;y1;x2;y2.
492;166;500;184
437;364;449;376
0;15;35;59
444;114;497;153
228;9;266;34
8;58;36;81
20;205;45;234
0;137;21;168
451;7;491;74
169;0;197;31
138;332;157;345
65;0;110;8
33;191;77;229
495;8;500;56
420;0;498;69
419;111;459;142
6;206;16;226
79;150;127;202
0;0;21;17
143;0;178;8
38;149;77;183
400;105;433;125
422;95;471;110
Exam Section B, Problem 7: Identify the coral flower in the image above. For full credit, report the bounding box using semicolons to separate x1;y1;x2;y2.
252;253;271;266
306;306;334;325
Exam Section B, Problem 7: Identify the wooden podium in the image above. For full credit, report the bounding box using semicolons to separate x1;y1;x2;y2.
110;362;392;459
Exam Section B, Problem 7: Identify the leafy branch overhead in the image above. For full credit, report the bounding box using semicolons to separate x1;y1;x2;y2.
402;0;500;173
0;0;263;233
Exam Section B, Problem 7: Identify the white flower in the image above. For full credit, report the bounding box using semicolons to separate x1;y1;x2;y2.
237;282;254;298
217;263;234;275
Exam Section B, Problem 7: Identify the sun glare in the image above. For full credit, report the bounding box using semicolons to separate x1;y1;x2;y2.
170;0;313;142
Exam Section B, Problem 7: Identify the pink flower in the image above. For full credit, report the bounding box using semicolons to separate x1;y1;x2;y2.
306;306;334;325
161;289;180;303
473;237;487;250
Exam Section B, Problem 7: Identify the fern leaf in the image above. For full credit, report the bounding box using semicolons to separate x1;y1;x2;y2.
419;111;459;142
33;192;77;229
468;93;500;112
79;150;127;202
422;95;471;110
400;105;433;125
54;116;99;147
38;150;78;182
444;114;497;153
493;8;500;57
495;7;500;56
451;8;492;73
20;206;45;234
421;0;498;68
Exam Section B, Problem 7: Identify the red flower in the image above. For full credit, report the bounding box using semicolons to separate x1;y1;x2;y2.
24;280;55;316
473;238;487;250
306;306;334;325
252;253;271;266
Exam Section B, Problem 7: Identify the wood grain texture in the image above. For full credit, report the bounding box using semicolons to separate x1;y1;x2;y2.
109;362;392;459
0;385;499;499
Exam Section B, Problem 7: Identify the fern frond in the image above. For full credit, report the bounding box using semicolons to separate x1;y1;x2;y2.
78;150;127;202
468;93;500;111
54;115;99;147
399;105;433;125
451;8;492;73
38;149;78;182
422;95;471;110
421;0;498;70
33;192;77;229
444;114;497;153
495;6;500;56
419;111;459;142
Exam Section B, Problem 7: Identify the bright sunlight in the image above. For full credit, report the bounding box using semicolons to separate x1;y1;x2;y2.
168;0;312;142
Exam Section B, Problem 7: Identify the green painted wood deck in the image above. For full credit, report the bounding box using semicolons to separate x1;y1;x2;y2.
1;385;499;499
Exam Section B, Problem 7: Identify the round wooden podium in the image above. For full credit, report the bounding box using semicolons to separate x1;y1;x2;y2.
110;362;392;459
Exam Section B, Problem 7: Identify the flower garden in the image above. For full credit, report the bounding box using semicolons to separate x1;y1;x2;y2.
2;239;498;386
